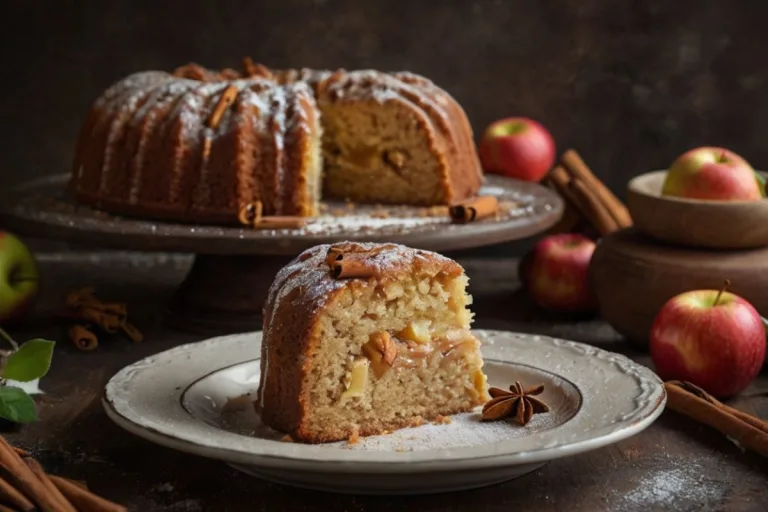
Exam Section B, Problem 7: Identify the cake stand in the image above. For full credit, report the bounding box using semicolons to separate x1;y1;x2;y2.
0;174;563;335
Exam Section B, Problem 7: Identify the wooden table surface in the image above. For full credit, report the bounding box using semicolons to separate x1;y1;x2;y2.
5;250;768;512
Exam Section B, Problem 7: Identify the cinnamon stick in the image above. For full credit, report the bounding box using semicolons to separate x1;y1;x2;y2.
207;84;239;130
0;475;34;512
50;475;127;512
252;216;307;230
68;324;99;351
0;437;64;512
237;201;263;227
668;380;768;435
561;149;633;228
326;247;344;267
449;195;499;224
548;165;581;210
0;504;18;512
330;253;378;279
121;321;144;343
664;381;768;457
23;458;77;512
12;448;30;458
75;307;122;333
569;178;620;236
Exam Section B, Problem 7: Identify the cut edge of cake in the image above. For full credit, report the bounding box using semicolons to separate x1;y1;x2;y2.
257;241;490;444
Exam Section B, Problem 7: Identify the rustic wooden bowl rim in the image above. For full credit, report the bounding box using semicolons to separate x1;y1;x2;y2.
628;169;768;206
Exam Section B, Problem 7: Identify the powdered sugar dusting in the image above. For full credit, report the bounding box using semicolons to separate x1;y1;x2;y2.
8;174;560;253
613;459;725;510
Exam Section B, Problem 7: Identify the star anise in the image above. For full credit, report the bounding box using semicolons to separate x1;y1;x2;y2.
481;381;550;425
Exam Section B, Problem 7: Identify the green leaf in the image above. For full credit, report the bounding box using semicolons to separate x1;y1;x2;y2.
2;339;55;382
0;386;38;423
755;171;766;197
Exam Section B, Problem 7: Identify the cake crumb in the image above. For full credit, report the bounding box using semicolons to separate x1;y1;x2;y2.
221;393;252;414
347;428;361;445
433;415;452;425
419;206;450;218
370;209;390;219
280;434;294;443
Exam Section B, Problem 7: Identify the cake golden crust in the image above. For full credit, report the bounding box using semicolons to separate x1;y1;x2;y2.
258;242;489;443
70;63;483;225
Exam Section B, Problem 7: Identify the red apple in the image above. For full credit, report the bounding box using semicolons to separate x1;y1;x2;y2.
649;283;766;398
525;233;596;312
662;147;762;201
478;117;556;182
0;232;40;325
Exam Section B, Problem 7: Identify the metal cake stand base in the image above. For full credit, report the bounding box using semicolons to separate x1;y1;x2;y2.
1;174;563;335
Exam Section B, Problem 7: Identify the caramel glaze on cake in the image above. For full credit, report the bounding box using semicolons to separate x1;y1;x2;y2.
70;61;484;225
258;241;489;443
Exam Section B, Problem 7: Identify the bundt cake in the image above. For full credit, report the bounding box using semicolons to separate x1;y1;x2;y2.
70;61;484;225
257;241;489;443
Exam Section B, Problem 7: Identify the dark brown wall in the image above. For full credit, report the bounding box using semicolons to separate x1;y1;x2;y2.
3;0;768;254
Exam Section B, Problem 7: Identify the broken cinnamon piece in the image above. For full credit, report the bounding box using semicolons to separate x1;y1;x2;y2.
252;216;307;230
0;475;34;512
121;321;144;343
569;178;620;236
76;307;122;333
0;437;64;512
207;84;239;130
561;149;633;228
238;201;263;227
330;252;378;279
23;458;78;512
449;195;499;223
50;475;127;512
68;324;99;351
664;381;768;457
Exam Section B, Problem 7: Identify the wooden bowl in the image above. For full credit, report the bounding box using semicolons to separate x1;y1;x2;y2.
589;228;768;349
626;170;768;249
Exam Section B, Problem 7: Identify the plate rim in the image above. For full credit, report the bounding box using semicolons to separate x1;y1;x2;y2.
103;329;667;471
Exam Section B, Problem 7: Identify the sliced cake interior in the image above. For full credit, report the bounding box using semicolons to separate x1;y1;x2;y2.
317;71;480;206
258;242;490;443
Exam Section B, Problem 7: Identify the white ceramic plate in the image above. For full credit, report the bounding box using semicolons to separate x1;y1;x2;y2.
103;330;666;495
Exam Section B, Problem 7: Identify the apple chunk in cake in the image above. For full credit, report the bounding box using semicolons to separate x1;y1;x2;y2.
257;242;490;443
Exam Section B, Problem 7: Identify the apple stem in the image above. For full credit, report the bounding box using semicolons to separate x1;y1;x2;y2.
713;279;731;307
0;326;18;351
719;150;728;163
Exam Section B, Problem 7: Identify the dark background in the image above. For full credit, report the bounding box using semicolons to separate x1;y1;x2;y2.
4;0;768;256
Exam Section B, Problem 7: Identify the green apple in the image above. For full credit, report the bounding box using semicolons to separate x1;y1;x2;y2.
0;232;39;324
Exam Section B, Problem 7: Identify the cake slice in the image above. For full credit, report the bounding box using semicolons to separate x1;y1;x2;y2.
257;241;490;443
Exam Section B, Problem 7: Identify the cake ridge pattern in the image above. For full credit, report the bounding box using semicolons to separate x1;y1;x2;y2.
71;62;483;225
